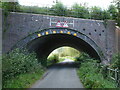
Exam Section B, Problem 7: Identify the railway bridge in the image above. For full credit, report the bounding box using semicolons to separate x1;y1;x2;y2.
3;12;119;64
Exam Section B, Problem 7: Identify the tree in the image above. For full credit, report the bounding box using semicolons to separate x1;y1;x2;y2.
114;0;120;11
71;3;90;19
2;1;20;12
102;10;111;20
51;2;67;16
113;0;120;26
111;53;120;70
0;2;2;8
108;4;117;20
90;6;103;20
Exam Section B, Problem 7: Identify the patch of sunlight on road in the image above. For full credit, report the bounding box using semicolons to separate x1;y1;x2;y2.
61;59;74;63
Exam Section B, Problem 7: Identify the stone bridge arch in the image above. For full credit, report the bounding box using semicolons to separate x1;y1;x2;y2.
13;28;105;63
3;12;117;64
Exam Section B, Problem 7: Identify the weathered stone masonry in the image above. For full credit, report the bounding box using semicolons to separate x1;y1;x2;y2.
2;12;119;63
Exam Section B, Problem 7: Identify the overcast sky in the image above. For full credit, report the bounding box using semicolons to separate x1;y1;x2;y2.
18;0;114;9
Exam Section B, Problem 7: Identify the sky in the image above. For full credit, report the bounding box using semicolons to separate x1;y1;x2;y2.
18;0;114;9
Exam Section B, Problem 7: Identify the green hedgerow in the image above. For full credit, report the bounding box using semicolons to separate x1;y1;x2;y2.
2;48;43;82
77;55;116;88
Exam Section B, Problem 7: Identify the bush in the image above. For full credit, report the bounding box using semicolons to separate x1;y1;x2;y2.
20;6;49;14
57;47;80;58
110;53;120;70
2;49;43;82
1;1;119;23
75;52;90;64
3;71;44;88
47;54;59;66
100;65;109;79
77;60;116;88
76;53;116;88
2;2;20;12
71;3;90;18
51;2;68;16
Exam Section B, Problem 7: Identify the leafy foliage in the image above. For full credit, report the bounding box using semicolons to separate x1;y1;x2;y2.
59;47;80;57
77;54;116;88
71;3;90;19
3;71;44;88
51;2;67;16
20;5;49;14
108;5;118;20
76;53;117;88
114;0;120;26
101;10;111;20
110;53;120;70
75;52;90;64
0;2;2;8
47;54;59;66
2;48;44;86
47;46;80;65
2;1;20;12
90;6;103;20
1;1;120;26
100;65;109;79
90;6;111;20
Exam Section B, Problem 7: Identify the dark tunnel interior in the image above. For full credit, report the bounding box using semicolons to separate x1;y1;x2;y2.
25;34;101;62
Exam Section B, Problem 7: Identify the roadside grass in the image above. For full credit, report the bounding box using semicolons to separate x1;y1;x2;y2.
3;71;44;88
76;53;116;88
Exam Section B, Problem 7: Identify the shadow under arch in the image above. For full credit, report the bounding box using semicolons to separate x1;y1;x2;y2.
13;28;105;63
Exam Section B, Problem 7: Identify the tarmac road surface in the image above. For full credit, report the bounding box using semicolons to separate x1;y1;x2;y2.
31;59;84;88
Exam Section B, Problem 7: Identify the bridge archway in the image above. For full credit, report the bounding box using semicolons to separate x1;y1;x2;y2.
14;28;105;63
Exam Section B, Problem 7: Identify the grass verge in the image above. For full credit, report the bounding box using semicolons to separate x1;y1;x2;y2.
3;71;44;88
